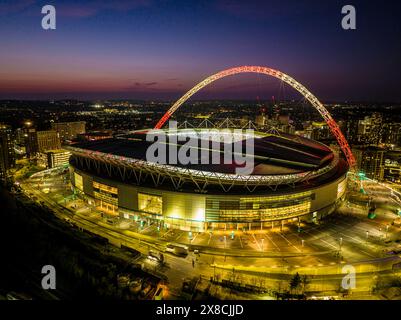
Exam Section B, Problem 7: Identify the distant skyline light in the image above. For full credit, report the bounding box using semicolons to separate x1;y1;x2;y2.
0;0;400;101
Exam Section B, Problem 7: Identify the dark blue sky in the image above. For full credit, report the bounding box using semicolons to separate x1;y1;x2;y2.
0;0;400;101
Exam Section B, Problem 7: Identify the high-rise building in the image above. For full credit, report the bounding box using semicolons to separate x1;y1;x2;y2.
384;158;401;183
25;129;38;156
15;128;27;145
37;130;61;153
46;149;71;168
0;124;16;181
357;113;383;145
353;146;385;181
277;115;295;135
51;121;86;141
305;122;332;142
26;129;61;155
342;118;359;145
382;122;401;146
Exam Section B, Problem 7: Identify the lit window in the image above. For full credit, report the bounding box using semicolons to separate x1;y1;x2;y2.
138;193;162;215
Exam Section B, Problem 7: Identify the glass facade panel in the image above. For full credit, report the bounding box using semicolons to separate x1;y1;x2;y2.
93;181;118;206
206;192;313;222
138;193;162;215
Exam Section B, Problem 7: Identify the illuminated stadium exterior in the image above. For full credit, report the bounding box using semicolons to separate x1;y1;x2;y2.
67;128;348;231
66;66;353;232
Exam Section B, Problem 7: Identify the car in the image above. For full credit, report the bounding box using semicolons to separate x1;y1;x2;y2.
148;250;160;262
147;255;158;262
165;244;188;257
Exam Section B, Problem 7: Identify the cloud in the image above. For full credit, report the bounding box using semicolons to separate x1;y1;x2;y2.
124;81;159;91
135;81;158;87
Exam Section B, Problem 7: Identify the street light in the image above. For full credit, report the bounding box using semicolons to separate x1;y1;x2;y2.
366;231;369;240
339;237;343;252
261;238;264;251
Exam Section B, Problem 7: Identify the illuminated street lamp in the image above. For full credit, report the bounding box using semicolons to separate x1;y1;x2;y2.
366;231;369;240
261;238;265;251
339;237;343;252
224;235;227;249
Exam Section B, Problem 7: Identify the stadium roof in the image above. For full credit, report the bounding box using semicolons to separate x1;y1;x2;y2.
70;129;334;176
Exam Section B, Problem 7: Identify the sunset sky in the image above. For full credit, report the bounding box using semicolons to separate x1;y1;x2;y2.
0;0;400;101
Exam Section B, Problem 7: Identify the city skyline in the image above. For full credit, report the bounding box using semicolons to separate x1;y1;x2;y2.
0;0;400;101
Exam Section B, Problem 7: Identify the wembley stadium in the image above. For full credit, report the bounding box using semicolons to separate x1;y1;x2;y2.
67;128;348;232
66;66;354;232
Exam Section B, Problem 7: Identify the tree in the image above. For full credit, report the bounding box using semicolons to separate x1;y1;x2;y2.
289;272;302;294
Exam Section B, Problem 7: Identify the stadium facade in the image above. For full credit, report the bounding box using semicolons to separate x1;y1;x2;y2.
67;128;348;231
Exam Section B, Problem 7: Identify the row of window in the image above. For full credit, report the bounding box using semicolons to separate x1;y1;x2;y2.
207;192;313;208
218;201;311;222
73;172;321;222
93;181;118;194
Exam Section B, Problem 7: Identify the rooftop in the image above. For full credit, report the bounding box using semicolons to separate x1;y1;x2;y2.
70;129;334;176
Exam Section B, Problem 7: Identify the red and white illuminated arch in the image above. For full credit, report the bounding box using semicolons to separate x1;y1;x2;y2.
155;66;356;168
